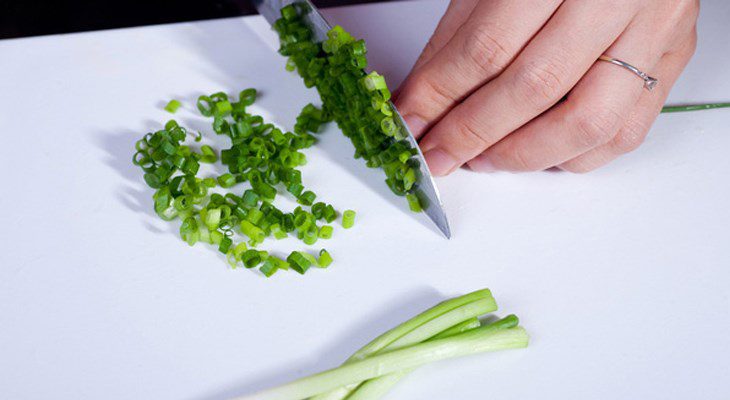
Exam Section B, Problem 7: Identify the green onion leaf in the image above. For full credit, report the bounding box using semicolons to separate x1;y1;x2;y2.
287;251;312;274
297;190;316;206
164;99;182;113
260;258;279;277
199;145;218;163
241;249;265;269
197;95;214;117
406;193;422;213
317;249;333;267
342;209;356;229
218;236;233;254
318;225;333;239
217;173;236;188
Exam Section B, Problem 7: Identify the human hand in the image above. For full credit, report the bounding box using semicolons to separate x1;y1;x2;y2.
394;0;699;174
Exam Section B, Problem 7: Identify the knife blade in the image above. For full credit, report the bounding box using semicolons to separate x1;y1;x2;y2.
253;0;451;238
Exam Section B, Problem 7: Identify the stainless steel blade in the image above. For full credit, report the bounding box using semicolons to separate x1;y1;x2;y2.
253;0;451;238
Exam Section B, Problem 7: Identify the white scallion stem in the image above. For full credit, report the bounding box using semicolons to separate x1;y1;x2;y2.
233;326;528;400
310;290;496;400
345;317;484;400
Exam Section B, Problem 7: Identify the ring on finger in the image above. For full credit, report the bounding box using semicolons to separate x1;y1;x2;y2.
598;55;659;91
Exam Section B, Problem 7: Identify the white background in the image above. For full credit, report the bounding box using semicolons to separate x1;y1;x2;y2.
1;1;729;398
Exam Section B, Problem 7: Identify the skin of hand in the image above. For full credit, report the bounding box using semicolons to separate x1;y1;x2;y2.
394;0;700;175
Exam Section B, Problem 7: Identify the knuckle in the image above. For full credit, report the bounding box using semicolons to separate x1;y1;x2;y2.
454;116;490;148
574;107;623;147
668;28;697;60
462;24;512;75
613;120;648;153
515;60;566;106
409;72;456;111
489;140;543;172
683;0;701;21
663;0;700;43
504;146;542;172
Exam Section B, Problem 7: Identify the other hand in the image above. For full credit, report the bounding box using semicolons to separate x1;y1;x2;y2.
394;0;699;174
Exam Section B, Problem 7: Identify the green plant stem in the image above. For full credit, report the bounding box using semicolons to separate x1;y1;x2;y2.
310;291;495;400
661;102;730;113
345;318;483;400
234;321;528;400
430;317;481;340
349;289;494;361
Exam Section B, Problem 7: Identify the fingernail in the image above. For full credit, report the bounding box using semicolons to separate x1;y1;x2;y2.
468;154;497;173
423;148;459;176
402;114;428;138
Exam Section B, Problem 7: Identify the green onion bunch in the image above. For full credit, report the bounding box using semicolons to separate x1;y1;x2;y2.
274;4;423;212
133;90;355;277
234;289;528;400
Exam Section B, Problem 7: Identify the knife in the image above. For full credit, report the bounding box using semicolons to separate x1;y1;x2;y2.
252;0;451;239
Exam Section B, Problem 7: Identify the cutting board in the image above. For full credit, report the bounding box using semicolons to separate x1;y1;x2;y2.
1;1;729;398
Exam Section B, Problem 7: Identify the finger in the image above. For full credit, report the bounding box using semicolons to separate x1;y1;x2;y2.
559;33;697;172
468;18;665;172
412;0;480;70
393;0;478;101
419;0;637;176
395;0;563;136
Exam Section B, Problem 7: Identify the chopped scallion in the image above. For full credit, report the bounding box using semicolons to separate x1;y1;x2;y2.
342;210;356;229
164;99;182;113
318;249;333;267
287;251;312;274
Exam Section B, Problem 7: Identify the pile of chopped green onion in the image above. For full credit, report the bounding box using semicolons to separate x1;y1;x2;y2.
233;288;528;400
133;89;355;277
274;4;424;213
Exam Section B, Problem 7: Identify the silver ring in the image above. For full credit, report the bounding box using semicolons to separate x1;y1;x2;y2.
598;55;658;91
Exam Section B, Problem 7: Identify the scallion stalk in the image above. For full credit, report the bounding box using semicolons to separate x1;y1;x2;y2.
233;323;528;400
346;317;486;400
661;102;730;113
350;289;494;360
311;291;496;400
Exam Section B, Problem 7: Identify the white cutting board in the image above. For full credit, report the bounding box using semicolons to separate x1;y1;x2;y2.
1;1;729;399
